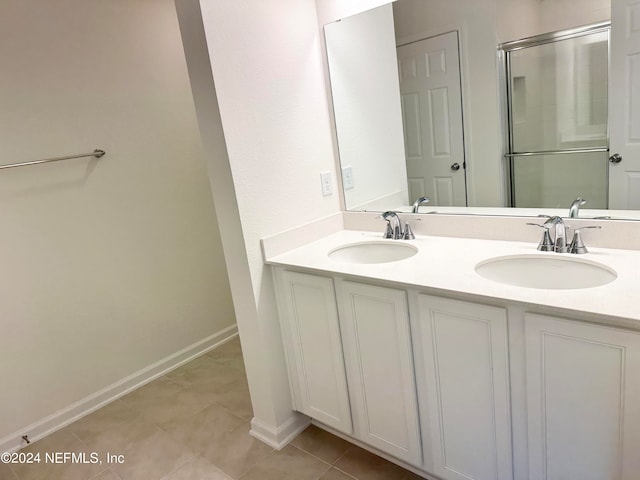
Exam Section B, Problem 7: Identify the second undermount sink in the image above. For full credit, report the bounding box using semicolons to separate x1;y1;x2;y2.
328;241;418;264
475;254;617;289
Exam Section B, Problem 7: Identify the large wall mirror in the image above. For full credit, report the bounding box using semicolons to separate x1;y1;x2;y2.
324;0;640;218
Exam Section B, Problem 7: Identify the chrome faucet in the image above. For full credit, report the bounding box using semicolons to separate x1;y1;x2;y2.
527;216;568;252
569;197;586;218
381;211;415;240
412;196;430;213
382;211;402;239
545;216;568;253
528;216;602;254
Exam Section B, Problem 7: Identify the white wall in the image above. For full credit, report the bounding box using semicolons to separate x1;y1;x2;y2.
316;0;392;26
538;0;610;33
0;0;235;445
176;0;342;445
325;4;408;210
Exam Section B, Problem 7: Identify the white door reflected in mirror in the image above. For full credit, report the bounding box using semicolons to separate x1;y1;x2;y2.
398;31;467;207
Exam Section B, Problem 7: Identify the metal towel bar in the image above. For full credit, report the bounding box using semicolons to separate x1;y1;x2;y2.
504;147;609;157
0;149;106;170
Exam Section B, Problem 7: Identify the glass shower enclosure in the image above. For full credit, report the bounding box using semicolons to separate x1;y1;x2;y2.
501;23;610;208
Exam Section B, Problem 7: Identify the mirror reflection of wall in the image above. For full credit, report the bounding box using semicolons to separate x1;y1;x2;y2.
323;0;613;214
325;4;409;211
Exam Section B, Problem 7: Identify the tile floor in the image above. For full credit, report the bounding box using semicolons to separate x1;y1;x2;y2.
2;336;423;480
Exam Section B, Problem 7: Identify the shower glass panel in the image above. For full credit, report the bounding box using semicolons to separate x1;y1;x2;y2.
503;24;609;207
513;152;608;208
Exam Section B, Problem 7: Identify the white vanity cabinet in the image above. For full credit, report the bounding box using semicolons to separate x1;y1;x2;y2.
273;263;640;480
336;280;422;467
524;313;640;480
274;270;352;434
411;294;513;480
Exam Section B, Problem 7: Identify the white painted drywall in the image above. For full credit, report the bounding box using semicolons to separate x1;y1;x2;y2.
0;0;235;441
177;0;341;439
325;4;408;210
316;0;392;26
538;0;610;33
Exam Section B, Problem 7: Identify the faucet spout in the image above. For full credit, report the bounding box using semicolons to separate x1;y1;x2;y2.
569;197;586;218
381;211;403;239
544;216;568;253
412;196;430;213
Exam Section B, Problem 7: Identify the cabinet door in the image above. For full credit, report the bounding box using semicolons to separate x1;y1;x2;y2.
413;294;512;480
525;313;640;480
278;270;352;434
337;281;422;466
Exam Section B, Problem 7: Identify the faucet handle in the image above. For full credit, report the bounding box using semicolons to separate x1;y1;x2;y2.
381;211;404;239
526;222;554;251
569;225;602;254
403;222;415;240
377;216;394;239
379;212;402;239
383;222;394;239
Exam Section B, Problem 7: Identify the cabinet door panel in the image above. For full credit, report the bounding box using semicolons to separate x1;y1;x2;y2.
525;313;640;480
279;271;352;434
338;281;421;466
414;295;512;480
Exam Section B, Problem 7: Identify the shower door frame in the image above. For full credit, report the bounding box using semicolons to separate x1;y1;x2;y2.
499;21;611;207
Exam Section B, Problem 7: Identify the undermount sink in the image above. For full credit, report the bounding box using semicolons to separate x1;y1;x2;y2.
475;254;617;289
328;241;418;264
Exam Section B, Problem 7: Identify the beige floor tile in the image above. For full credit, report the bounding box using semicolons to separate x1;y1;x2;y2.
11;428;107;480
6;345;434;480
238;445;331;480
291;425;353;464
207;338;245;371
118;377;182;409
109;428;193;480
404;472;428;480
209;380;253;421
160;402;245;456
141;385;219;427
207;337;242;359
333;445;415;480
159;455;232;480
119;373;229;428
0;461;18;480
318;468;356;480
166;356;245;389
214;357;246;374
68;400;159;457
89;469;123;479
199;423;273;479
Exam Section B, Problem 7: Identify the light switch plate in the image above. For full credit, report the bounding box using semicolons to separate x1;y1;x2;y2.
320;171;333;196
342;166;354;190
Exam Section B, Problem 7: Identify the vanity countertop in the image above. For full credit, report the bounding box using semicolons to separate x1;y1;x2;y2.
264;229;640;323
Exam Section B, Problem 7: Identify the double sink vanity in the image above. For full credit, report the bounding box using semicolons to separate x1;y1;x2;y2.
262;213;640;480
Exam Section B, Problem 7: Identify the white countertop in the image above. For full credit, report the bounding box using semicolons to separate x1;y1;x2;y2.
265;230;640;322
396;205;640;220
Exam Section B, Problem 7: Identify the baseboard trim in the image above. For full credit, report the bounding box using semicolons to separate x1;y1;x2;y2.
249;412;311;450
0;324;238;454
